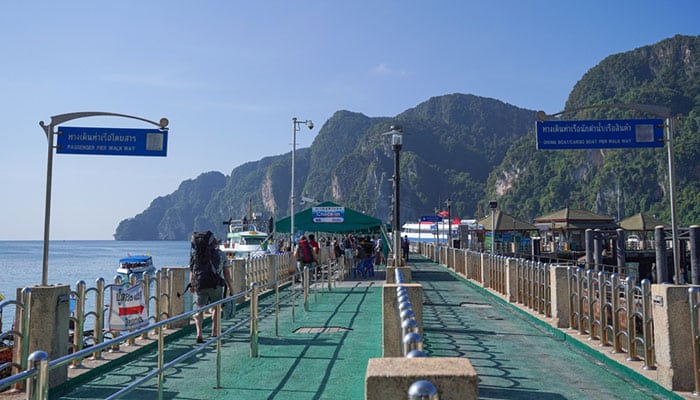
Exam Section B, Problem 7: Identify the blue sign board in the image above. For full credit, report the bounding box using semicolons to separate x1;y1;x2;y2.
420;216;442;222
57;126;168;156
312;206;345;223
536;119;664;150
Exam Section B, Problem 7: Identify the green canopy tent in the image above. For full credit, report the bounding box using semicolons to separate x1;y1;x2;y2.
276;201;384;234
275;201;389;259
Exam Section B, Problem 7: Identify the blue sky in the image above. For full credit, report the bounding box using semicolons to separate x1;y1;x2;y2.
1;1;698;240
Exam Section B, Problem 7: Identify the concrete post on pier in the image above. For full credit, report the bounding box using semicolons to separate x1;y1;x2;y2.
650;284;695;391
366;357;478;400
232;259;246;303
382;283;422;357
549;265;571;328
14;285;70;388
385;266;412;284
164;266;189;328
505;258;518;302
481;253;490;288
266;254;276;284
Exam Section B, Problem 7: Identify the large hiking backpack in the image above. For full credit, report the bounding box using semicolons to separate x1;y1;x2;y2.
190;231;222;292
298;240;314;264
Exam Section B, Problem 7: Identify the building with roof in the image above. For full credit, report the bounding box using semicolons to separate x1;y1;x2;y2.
533;206;618;252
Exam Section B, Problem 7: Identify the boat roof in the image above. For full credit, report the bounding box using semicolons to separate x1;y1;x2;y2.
119;255;152;263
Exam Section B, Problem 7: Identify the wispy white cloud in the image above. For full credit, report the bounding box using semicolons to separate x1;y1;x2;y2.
370;63;410;77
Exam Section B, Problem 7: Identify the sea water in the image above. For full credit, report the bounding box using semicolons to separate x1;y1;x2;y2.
0;240;190;332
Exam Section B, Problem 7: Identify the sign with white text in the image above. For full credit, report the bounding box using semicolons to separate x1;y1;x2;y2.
109;282;148;331
312;206;345;223
536;119;664;150
57;126;168;156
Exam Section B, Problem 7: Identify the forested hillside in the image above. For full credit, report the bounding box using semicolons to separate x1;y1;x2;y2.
488;35;700;225
115;35;700;240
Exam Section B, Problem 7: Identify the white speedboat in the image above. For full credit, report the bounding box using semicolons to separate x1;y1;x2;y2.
220;220;271;260
116;255;156;280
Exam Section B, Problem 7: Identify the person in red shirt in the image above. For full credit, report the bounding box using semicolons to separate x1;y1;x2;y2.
308;234;320;255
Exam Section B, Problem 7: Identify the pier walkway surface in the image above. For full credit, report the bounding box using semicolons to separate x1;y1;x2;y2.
50;256;681;400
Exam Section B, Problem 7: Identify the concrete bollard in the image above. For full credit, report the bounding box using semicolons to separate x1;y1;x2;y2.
549;265;571;328
366;357;477;400
651;284;695;391
506;258;518;302
15;285;70;388
232;259;246;303
266;254;276;284
383;284;422;357
386;266;412;284
164;266;189;328
480;253;490;287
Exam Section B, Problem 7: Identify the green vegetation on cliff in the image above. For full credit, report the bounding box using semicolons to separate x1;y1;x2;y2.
115;35;700;240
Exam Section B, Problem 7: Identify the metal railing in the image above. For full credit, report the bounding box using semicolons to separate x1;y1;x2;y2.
0;288;31;386
423;242;657;373
567;267;655;368
0;251;345;398
0;252;342;399
516;258;552;317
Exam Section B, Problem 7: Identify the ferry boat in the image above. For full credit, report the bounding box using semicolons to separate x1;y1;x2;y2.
220;219;271;260
401;220;459;244
116;255;156;280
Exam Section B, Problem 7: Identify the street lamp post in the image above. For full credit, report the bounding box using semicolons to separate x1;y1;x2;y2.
291;117;313;248
384;125;403;266
446;198;452;248
489;201;497;255
434;207;439;247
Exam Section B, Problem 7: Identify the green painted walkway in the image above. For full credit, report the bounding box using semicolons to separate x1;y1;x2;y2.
52;256;680;399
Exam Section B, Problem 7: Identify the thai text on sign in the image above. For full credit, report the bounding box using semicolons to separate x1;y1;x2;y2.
109;282;148;331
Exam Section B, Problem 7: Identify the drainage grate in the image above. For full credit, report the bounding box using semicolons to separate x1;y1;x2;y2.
294;326;351;334
460;302;492;309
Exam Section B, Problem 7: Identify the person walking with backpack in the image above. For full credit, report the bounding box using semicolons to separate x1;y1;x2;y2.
189;230;229;343
294;235;317;281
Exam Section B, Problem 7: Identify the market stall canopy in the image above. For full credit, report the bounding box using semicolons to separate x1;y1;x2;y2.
619;213;670;231
477;210;537;231
275;201;384;234
533;206;617;230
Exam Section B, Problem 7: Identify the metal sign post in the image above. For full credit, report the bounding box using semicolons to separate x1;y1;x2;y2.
39;112;169;285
